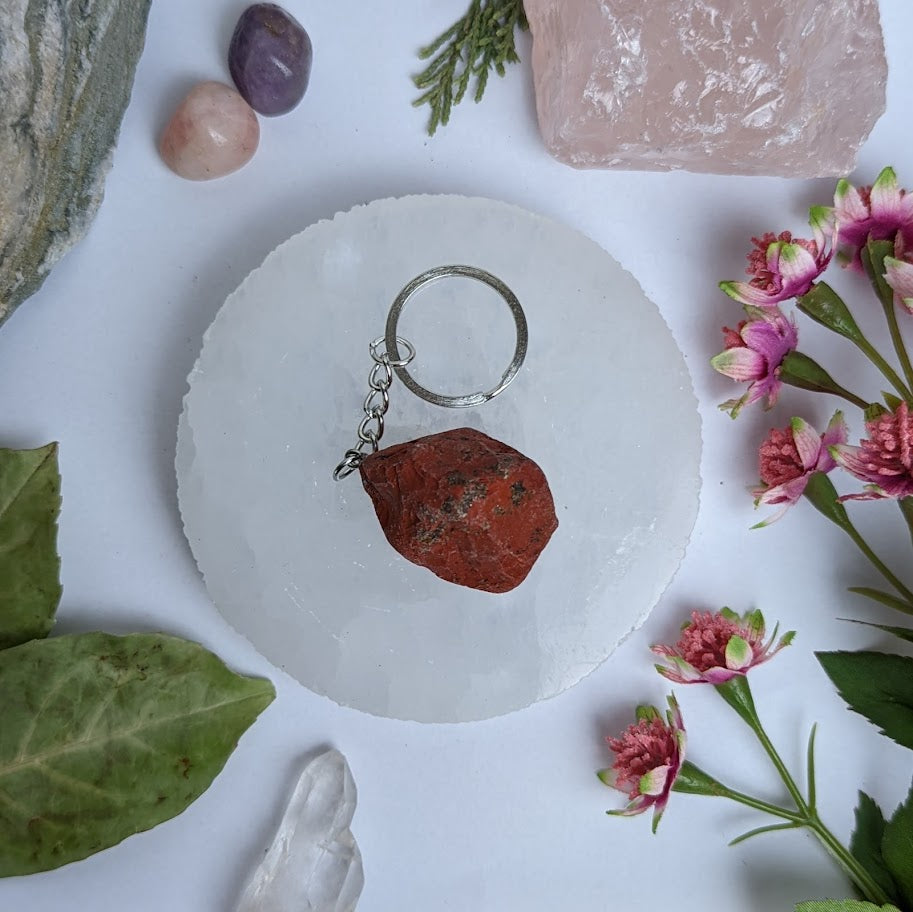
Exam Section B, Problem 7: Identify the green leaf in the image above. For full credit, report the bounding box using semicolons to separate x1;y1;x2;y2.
729;820;799;846
804;472;854;533
797;283;866;344
635;704;661;722
816;651;913;750
779;351;864;402
713;672;759;729
863;240;898;309
883;780;913;908
844;617;913;645
807;724;818;811
850;792;899;902
848;588;913;618
0;444;62;648
796;903;901;911
884;392;904;411
866;403;890;422
670;761;730;798
0;632;274;876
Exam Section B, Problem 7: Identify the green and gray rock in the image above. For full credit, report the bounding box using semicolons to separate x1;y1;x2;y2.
0;0;152;327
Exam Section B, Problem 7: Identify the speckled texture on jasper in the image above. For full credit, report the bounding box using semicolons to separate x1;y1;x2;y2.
359;428;558;593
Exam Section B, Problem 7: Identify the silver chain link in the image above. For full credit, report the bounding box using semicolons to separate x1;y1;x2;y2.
333;336;415;480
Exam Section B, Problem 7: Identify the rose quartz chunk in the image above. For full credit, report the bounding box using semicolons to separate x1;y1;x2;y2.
525;0;887;177
160;81;259;181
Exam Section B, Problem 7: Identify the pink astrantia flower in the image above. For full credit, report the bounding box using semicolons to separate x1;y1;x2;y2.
598;695;685;832
711;306;798;417
751;412;848;525
884;252;913;314
719;207;835;307
834;166;913;271
832;401;913;500
652;608;795;685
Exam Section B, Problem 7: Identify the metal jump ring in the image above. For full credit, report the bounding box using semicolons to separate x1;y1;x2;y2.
384;265;528;409
370;335;415;368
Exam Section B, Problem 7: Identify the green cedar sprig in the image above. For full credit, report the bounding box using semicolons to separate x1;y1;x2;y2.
413;0;528;135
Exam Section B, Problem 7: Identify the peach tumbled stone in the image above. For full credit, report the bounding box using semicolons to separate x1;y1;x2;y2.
160;81;260;181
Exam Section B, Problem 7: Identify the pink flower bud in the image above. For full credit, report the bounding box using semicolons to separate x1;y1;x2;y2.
711;306;798;418
598;695;685;832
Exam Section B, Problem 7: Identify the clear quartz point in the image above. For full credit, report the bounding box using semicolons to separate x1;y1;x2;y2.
236;749;364;912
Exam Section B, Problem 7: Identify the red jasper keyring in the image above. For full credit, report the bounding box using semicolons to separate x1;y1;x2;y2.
333;265;528;479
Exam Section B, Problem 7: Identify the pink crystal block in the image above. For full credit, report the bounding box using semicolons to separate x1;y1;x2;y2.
525;0;887;177
160;81;260;181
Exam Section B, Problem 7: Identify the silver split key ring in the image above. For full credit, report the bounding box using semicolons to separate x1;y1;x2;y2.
333;264;528;480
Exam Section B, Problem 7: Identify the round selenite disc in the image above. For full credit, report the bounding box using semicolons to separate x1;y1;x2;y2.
176;195;701;722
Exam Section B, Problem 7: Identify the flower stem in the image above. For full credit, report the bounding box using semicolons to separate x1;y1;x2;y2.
836;387;877;411
720;785;803;823
806;815;893;908
881;299;913;397
863;239;913;398
840;518;913;606
899;497;913;552
856;334;913;403
803;472;913;608
715;677;808;812
778;351;870;410
798;283;913;402
713;677;893;906
674;761;892;904
673;761;802;821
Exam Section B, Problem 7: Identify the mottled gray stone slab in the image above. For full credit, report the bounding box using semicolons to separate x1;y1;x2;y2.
0;0;152;327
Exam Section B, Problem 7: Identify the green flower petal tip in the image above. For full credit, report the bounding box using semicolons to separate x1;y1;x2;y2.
874;165;898;189
597;769;616;787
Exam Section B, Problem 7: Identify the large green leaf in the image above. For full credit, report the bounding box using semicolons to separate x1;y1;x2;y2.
796;903;901;912
0;632;274;876
850;792;899;902
0;444;62;648
816;651;913;750
883;781;913;909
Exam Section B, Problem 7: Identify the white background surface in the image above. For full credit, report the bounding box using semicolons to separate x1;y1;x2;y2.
1;1;912;909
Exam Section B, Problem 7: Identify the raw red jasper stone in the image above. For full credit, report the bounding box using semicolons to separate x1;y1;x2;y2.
359;427;558;593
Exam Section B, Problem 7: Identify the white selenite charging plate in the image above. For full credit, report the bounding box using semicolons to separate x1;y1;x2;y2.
176;195;701;722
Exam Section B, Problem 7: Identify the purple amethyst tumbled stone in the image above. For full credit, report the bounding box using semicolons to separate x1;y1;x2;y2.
228;4;312;116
